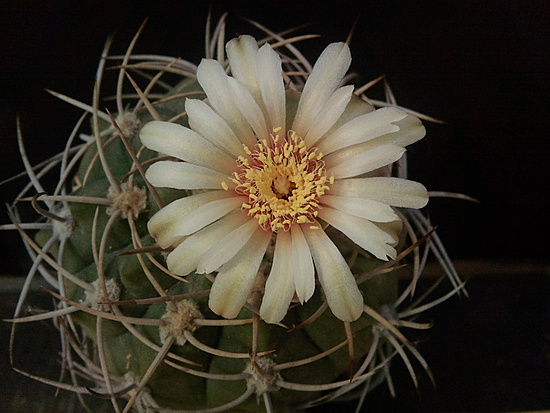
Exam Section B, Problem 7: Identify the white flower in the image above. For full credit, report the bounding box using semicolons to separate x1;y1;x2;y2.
140;35;428;324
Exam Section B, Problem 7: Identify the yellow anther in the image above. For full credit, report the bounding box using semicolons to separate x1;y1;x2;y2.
232;129;332;233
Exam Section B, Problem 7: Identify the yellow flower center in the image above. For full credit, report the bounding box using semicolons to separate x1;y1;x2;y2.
230;128;333;232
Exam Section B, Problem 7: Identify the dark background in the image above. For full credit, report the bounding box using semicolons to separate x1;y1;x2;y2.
1;1;549;412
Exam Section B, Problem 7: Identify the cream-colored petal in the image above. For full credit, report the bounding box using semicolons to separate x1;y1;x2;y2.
149;191;225;248
139;121;235;175
226;35;260;94
324;94;375;135
148;191;244;248
260;230;295;323
228;77;269;141
375;112;426;148
197;218;260;274
196;59;257;148
318;207;397;260
167;211;249;276
377;219;403;245
326;144;406;179
208;228;272;319
292;42;352;137
303;85;354;146
291;224;315;304
320;195;399;222
185;99;245;157
330;177;429;209
256;43;286;132
145;161;228;190
302;224;363;322
172;196;246;240
323;112;426;166
316;107;407;155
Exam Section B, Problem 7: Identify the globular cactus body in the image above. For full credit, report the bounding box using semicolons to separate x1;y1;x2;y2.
5;15;463;413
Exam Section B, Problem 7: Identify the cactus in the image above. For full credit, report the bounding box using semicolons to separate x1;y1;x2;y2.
4;14;465;413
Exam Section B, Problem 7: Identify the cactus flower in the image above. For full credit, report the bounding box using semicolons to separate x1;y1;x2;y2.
140;35;429;324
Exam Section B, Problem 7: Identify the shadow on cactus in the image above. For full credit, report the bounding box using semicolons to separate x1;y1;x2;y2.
3;13;468;413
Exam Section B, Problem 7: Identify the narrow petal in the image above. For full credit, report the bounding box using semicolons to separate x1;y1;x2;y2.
330;177;429;209
171;196;246;241
260;231;295;323
256;43;286;132
228;77;269;141
326;144;406;179
209;228;272;319
318;207;397;260
321;195;399;222
226;35;260;94
316;107;407;155
146;161;227;190
197;59;257;148
291;224;315;304
292;42;352;137
185;99;245;157
377;220;403;245
197;218;260;274
324;94;375;135
303;85;354;146
322;112;426;166
148;191;244;248
302;224;363;322
140;121;235;174
376;112;426;148
167;211;249;276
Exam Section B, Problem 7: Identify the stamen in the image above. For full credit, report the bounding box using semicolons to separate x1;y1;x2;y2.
230;129;333;232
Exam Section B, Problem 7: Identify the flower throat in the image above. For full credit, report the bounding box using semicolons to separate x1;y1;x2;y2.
229;128;333;232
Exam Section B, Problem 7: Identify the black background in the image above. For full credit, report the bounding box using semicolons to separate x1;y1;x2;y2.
1;1;549;412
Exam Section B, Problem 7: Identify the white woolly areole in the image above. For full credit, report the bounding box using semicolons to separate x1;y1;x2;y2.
244;357;281;396
52;204;73;239
160;299;204;346
113;112;141;139
123;372;161;410
107;182;147;219
83;279;121;311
